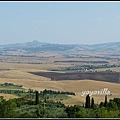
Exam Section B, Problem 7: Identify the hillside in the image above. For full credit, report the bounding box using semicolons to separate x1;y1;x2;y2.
0;41;120;55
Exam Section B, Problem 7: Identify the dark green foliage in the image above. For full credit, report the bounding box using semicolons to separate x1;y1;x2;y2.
0;89;24;94
104;95;107;107
95;106;119;118
0;97;17;118
35;107;42;118
35;91;39;105
0;90;120;118
15;101;67;118
40;89;75;96
0;83;22;88
66;105;96;118
110;98;120;110
45;107;68;118
75;108;96;118
39;89;74;103
91;97;95;109
12;98;34;107
107;101;118;111
66;105;82;118
99;102;104;108
85;94;90;108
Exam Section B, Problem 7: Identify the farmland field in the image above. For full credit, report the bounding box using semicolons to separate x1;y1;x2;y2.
29;71;120;83
0;51;120;106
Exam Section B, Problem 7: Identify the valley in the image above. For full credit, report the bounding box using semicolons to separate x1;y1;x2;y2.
0;41;120;106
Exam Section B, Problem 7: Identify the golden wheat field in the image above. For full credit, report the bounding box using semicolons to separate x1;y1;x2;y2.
0;93;19;100
0;61;120;106
0;53;120;106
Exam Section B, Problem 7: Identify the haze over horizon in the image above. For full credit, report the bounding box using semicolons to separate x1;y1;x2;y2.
1;40;120;46
0;1;120;45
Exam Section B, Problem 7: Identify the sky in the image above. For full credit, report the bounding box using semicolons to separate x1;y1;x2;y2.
0;1;120;45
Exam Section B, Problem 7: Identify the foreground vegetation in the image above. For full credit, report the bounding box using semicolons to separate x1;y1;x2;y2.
0;89;120;118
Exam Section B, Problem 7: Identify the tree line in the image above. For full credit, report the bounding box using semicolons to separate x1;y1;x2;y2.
0;90;120;118
40;89;75;96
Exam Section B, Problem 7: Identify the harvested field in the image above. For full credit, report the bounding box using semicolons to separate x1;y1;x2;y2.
29;71;120;83
0;93;19;100
0;43;120;107
0;78;120;105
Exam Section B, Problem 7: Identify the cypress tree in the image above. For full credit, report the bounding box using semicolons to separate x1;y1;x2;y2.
85;94;90;108
35;90;39;105
104;95;107;107
91;97;95;109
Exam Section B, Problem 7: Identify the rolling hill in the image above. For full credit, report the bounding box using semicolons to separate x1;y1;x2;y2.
0;41;120;55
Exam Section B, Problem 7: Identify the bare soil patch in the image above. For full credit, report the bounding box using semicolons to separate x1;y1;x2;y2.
29;71;120;83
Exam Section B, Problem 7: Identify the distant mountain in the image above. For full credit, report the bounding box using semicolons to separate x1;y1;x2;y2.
90;42;120;51
0;40;47;48
0;40;120;54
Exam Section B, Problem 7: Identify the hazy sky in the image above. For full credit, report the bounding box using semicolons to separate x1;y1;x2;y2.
0;1;120;45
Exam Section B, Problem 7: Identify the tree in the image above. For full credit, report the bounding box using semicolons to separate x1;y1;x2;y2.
111;98;120;110
95;106;119;118
99;102;104;108
104;95;107;107
85;94;90;108
0;98;17;118
75;107;96;118
91;97;95;109
107;101;118;111
35;107;42;118
35;91;39;105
